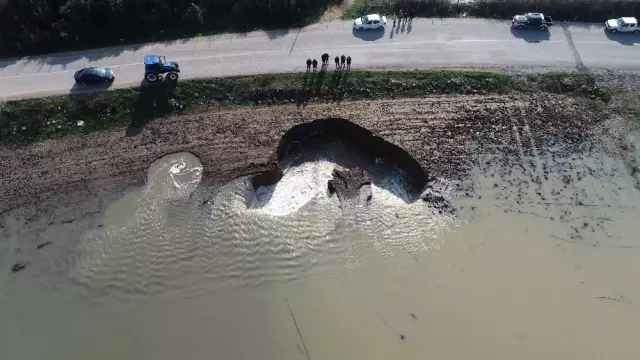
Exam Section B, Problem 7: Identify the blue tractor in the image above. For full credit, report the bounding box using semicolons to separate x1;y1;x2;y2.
144;55;180;82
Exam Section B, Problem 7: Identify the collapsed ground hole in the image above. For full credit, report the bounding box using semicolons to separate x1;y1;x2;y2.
250;118;429;207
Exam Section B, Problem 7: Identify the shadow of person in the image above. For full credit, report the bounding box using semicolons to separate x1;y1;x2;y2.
303;71;312;89
329;69;343;89
314;68;327;91
341;70;351;86
407;22;412;34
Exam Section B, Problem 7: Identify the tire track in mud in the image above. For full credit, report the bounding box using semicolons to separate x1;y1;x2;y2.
562;24;587;71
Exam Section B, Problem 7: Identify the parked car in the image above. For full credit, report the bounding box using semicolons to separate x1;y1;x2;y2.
353;14;387;31
605;17;639;33
512;13;553;31
74;67;114;85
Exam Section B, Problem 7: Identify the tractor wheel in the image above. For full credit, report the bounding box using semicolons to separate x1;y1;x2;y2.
145;73;158;82
516;25;524;30
634;29;640;34
357;27;363;31
167;72;179;81
377;26;383;30
540;25;547;31
611;29;618;33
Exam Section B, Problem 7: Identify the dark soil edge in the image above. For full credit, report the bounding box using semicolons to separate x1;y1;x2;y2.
251;118;428;194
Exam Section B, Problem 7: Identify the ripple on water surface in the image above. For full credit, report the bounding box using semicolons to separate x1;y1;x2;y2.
70;151;459;298
71;152;206;296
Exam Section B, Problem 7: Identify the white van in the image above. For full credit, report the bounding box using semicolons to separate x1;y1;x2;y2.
605;17;639;33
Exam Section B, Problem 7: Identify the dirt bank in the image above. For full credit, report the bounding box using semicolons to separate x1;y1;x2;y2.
0;93;619;215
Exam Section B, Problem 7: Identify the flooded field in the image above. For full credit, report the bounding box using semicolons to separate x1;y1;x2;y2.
1;97;640;359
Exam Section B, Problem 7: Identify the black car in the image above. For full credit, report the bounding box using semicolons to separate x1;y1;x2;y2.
512;13;553;31
74;67;115;85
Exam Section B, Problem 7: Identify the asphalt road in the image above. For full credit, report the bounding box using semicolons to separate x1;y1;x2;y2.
1;18;639;100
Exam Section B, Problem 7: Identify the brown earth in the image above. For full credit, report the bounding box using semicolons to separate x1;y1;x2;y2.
0;94;615;216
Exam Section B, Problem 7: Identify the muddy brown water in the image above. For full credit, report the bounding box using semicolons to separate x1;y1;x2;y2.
1;130;640;360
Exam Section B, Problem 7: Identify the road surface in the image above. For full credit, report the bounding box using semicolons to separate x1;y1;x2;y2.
1;18;639;100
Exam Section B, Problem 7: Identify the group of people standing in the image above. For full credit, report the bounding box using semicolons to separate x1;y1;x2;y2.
306;54;351;71
393;8;414;27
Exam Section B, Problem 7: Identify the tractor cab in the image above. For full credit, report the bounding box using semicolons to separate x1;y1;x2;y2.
143;55;180;82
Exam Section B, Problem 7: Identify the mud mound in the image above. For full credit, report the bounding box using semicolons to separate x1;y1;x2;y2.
328;166;371;202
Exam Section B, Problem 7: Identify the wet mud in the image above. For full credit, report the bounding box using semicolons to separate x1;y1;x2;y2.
1;94;636;252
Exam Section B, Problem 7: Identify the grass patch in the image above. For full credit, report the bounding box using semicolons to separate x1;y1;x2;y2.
597;87;613;103
342;0;394;19
535;72;599;95
0;69;608;145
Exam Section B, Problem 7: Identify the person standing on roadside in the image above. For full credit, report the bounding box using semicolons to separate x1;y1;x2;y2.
306;58;312;71
346;56;351;70
312;59;318;71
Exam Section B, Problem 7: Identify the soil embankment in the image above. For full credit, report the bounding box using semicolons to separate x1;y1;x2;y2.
0;94;612;214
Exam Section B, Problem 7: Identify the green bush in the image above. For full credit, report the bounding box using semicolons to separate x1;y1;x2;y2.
598;87;613;103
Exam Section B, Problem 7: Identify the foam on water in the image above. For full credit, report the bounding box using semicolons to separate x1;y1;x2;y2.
69;151;460;297
249;161;336;216
370;167;413;205
147;152;203;200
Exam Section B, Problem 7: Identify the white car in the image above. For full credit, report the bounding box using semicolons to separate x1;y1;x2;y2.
605;17;639;33
353;14;387;31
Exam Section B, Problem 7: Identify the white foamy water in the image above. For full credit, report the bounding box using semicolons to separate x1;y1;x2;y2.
147;152;203;200
249;161;336;216
370;167;414;205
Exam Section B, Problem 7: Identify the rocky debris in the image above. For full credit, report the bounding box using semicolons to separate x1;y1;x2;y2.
421;189;449;210
328;167;371;203
11;262;28;273
421;187;456;215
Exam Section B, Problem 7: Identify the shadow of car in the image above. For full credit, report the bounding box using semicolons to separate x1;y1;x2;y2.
352;27;385;41
69;81;113;96
604;28;640;45
510;27;551;43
